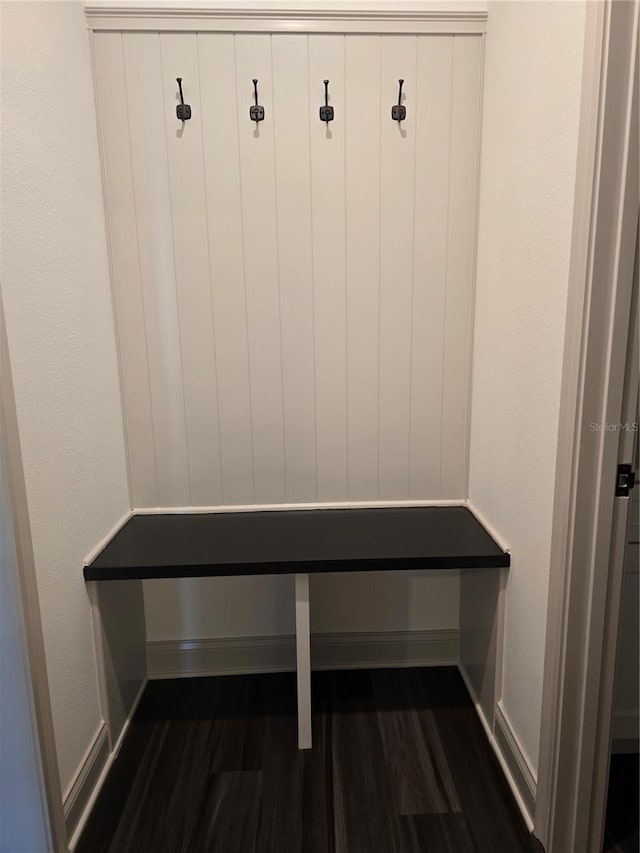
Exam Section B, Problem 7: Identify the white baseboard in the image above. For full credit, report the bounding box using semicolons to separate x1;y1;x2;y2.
611;710;639;753
63;722;110;843
147;629;459;680
312;630;459;671
495;700;537;821
457;661;495;741
148;634;296;678
612;737;640;755
458;663;536;832
612;708;639;742
133;500;465;515
67;678;147;852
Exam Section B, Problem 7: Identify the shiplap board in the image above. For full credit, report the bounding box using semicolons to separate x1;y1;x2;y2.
94;30;483;508
93;33;158;507
123;32;191;506
440;34;482;498
272;35;317;503
409;36;453;498
198;33;255;505
378;36;418;499
235;34;287;505
160;34;223;507
345;35;382;500
309;35;348;502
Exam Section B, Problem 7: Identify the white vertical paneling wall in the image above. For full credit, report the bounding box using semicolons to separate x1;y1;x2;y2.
378;38;417;499
345;35;382;501
235;36;287;504
309;36;348;501
410;36;453;498
93;30;483;508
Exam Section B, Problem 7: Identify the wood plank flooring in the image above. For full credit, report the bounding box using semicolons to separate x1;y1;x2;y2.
77;667;543;853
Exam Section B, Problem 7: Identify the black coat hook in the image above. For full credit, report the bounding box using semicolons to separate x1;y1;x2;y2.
249;79;265;123
391;79;406;122
319;79;334;124
176;78;191;122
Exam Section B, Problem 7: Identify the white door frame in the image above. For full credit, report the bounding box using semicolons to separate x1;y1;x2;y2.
535;1;639;851
0;291;67;849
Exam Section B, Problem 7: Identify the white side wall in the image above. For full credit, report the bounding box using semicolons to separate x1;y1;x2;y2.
468;0;586;773
0;1;130;792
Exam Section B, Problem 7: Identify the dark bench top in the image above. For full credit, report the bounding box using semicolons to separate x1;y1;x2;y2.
84;506;509;581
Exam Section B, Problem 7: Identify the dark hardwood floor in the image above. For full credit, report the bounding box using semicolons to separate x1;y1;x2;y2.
77;667;543;853
604;753;640;853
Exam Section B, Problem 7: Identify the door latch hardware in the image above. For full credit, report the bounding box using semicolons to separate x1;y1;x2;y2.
615;463;636;497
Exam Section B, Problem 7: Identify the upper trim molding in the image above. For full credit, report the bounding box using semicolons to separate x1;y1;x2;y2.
85;1;487;33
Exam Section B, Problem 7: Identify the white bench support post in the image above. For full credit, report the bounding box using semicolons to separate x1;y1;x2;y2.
295;573;312;749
